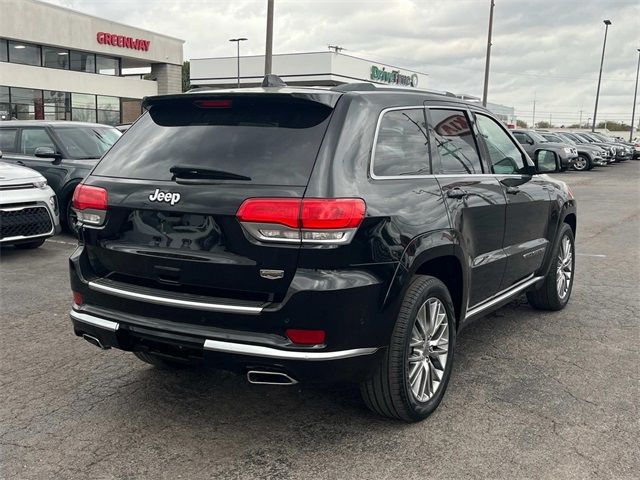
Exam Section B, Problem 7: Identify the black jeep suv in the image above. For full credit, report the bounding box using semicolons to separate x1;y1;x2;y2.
68;79;577;421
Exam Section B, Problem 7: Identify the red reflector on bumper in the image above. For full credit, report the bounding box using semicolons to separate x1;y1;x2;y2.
73;291;84;305
286;329;326;345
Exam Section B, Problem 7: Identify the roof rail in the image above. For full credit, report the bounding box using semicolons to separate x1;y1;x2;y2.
330;83;458;97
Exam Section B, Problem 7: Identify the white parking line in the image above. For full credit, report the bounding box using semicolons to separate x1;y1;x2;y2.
576;253;607;258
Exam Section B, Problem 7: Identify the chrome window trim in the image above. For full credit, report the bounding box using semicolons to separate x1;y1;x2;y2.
204;339;378;361
369;105;433;180
70;310;120;331
87;281;264;315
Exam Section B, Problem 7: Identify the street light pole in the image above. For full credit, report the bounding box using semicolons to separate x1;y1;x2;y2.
265;0;274;75
229;37;248;88
630;48;640;142
482;0;495;107
592;19;612;132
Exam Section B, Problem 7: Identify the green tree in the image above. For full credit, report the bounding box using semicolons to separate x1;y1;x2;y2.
536;121;552;129
182;61;191;92
516;119;528;128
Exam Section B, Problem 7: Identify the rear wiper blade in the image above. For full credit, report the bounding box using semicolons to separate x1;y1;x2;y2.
170;165;251;181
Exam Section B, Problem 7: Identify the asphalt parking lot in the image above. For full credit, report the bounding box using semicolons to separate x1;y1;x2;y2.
1;161;638;479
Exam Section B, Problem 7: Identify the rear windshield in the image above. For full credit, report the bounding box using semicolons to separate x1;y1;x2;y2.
92;97;333;186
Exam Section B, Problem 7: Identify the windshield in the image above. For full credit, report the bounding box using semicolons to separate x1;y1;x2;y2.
542;134;563;143
556;134;576;145
528;131;548;143
592;133;613;143
55;126;121;159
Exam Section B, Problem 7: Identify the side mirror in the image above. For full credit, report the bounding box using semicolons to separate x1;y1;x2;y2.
534;149;560;173
34;146;60;161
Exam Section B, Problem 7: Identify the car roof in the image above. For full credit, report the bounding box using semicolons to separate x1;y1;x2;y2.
148;84;483;112
0;120;115;128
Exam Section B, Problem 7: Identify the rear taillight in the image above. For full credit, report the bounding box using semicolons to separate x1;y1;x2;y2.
236;198;365;246
73;291;84;306
72;184;108;226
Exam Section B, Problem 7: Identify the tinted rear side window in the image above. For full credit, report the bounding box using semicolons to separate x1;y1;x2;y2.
429;109;482;174
372;108;431;177
92;97;333;186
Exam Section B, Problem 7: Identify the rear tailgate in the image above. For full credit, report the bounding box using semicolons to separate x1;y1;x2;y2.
81;92;338;303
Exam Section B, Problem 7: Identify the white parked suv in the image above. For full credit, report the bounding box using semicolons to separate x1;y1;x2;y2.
0;155;60;248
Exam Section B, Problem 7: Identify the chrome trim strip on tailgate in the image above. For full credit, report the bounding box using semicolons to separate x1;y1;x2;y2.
70;310;120;331
87;281;264;315
203;339;378;361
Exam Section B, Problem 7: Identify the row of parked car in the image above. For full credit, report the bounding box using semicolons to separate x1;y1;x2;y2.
511;128;639;171
0;120;121;248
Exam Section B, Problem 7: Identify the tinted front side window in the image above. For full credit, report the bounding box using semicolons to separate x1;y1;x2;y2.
429;109;482;174
20;128;55;155
93;98;333;186
475;114;527;174
373;108;431;176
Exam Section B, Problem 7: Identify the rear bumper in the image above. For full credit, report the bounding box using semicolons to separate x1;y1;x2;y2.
70;307;383;382
69;245;395;382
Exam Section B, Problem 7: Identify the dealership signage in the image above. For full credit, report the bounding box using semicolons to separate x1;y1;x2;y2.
370;65;418;87
97;32;151;51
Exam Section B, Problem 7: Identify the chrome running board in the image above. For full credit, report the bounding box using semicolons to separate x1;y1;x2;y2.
464;275;544;321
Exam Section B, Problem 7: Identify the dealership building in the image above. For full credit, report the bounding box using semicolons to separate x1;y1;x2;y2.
190;51;430;90
0;0;183;124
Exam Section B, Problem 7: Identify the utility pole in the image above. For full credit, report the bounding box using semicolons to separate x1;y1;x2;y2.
532;95;536;128
630;48;640;141
592;19;612;132
482;0;495;107
579;110;583;127
264;0;274;75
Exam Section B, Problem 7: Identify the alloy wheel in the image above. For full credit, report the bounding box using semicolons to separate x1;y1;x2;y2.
407;298;449;402
556;235;573;299
573;156;587;170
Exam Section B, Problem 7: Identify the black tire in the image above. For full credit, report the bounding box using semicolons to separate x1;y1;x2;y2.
64;197;79;237
360;275;456;422
14;238;46;249
573;155;591;171
133;351;199;369
527;223;575;311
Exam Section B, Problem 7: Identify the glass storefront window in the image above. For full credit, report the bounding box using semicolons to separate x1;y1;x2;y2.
96;55;119;75
42;47;70;69
70;50;96;73
10;87;44;120
97;110;120;125
44;90;71;120
97;96;119;110
0;39;7;62
72;93;96;109
72;108;97;123
8;41;41;66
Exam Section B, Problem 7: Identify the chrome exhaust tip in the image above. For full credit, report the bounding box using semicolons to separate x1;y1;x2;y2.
82;333;109;350
246;370;298;385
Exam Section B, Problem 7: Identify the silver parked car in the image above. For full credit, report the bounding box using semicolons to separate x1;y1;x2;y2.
0;154;60;248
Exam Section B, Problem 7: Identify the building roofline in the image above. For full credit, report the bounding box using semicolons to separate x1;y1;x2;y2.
190;50;428;76
33;0;185;43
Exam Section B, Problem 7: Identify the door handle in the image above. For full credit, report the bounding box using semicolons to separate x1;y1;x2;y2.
506;186;520;195
446;188;468;199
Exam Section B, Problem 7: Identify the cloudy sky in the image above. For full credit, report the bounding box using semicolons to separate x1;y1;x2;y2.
46;0;639;126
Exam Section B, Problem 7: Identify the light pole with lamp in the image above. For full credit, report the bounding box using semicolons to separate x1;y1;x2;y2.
229;37;248;88
592;20;612;132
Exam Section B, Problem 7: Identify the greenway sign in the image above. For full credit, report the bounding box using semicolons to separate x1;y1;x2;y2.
370;65;419;87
